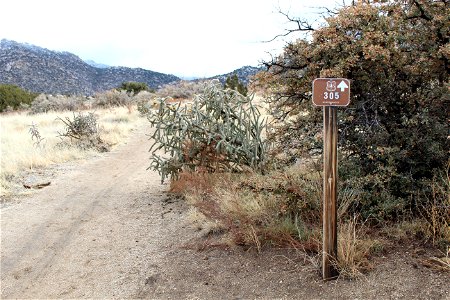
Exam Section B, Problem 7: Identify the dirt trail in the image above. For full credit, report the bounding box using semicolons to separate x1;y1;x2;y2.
1;125;171;298
1;126;448;299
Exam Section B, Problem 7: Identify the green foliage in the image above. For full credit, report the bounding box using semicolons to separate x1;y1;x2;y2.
145;80;267;182
118;81;152;94
224;74;248;96
259;1;449;221
0;84;37;112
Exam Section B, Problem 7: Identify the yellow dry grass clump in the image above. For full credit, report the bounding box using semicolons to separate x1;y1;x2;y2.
0;107;145;196
334;218;383;278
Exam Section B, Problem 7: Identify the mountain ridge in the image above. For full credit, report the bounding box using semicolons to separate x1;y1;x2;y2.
0;39;262;95
0;39;180;95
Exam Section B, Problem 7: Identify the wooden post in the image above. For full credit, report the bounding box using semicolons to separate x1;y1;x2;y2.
322;106;338;280
312;78;350;279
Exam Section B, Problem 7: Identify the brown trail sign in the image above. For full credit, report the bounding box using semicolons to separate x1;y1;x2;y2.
313;78;350;107
312;78;350;280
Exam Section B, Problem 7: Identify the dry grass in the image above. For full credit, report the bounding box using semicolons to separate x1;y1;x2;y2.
381;219;430;242
422;166;450;247
0;107;145;196
169;153;446;280
334;218;382;279
171;163;323;251
420;248;450;272
187;207;225;235
171;164;384;278
379;165;449;250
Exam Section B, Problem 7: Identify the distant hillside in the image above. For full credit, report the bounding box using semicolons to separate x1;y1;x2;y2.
0;39;180;95
208;66;263;85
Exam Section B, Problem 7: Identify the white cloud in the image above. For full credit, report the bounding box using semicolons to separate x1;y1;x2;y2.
0;0;341;77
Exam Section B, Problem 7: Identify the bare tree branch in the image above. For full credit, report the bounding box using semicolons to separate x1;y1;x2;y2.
317;5;340;17
264;9;315;43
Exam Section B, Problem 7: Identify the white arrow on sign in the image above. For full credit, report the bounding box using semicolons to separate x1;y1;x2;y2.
337;80;348;92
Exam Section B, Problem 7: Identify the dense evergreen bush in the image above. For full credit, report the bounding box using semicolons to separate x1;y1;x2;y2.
0;84;37;112
258;1;449;221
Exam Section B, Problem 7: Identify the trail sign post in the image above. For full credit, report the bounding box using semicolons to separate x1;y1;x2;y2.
312;78;350;280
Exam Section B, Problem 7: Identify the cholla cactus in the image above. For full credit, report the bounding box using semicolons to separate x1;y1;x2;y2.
56;112;108;152
146;80;267;182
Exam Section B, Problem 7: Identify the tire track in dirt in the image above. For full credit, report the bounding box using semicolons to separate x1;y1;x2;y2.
0;125;175;298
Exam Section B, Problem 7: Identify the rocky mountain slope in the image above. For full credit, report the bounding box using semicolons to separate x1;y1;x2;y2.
0;39;180;95
208;65;262;85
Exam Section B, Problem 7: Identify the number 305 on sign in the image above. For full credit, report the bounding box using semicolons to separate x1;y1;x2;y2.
323;92;340;100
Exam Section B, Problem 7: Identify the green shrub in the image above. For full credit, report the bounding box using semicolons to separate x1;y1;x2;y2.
224;74;248;96
0;84;37;112
145;80;268;182
118;81;152;94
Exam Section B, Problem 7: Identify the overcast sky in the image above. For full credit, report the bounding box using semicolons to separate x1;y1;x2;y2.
0;0;341;78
